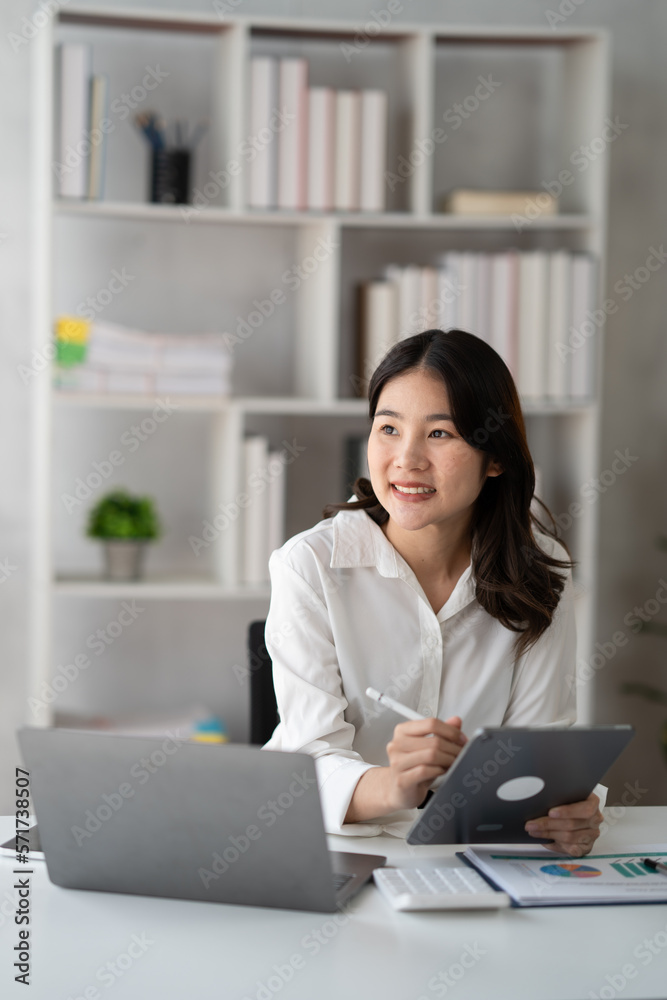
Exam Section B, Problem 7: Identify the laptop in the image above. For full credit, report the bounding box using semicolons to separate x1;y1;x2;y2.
16;728;385;913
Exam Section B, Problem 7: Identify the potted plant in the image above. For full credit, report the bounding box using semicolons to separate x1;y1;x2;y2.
87;490;161;581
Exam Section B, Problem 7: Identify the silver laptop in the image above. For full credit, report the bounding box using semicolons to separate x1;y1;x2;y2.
17;728;385;913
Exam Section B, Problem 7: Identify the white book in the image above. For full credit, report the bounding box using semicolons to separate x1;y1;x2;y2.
420;266;439;330
242;436;270;585
385;265;422;341
546;249;571;399
88;322;161;370
334;90;361;212
474;252;493;342
360;281;398;379
277;58;308;210
517;251;549;399
267;450;286;559
87;75;108;200
437;253;462;330
154;373;230;396
569;254;597;399
359;90;387;212
57;43;91;198
159;334;233;375
106;371;152;394
307;87;335;211
489;250;519;376
249;57;278;209
457;252;478;333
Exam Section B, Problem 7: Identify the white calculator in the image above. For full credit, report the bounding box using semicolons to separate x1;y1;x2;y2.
373;865;511;911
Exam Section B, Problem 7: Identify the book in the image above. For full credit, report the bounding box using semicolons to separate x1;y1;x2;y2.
359;90;388;212
358;280;398;380
277;58;308;210
87;75;108;200
517;250;549;399
334;90;361;211
419;266;439;330
57;43;91;198
441;189;558;216
242;436;270;585
462;845;667;907
569;254;597;399
267;450;286;558
249;57;278;209
546;249;571;399
489;250;519;376
438;253;462;331
307;87;335;211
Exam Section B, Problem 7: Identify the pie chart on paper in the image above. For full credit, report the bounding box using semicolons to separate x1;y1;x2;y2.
540;863;602;878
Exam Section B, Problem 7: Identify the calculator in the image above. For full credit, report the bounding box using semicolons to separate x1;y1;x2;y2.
372;865;511;911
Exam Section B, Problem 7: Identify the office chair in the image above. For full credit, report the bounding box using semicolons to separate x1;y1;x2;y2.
248;620;279;745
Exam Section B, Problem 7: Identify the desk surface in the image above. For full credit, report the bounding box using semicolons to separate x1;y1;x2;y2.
2;809;667;1000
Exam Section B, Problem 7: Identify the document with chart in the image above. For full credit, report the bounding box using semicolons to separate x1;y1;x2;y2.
461;845;667;906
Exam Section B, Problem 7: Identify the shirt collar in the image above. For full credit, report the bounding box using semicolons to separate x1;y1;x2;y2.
330;508;477;618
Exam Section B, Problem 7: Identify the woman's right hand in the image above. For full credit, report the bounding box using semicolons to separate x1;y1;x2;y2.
384;716;468;812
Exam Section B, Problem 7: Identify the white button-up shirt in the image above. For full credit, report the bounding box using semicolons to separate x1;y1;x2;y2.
263;507;591;838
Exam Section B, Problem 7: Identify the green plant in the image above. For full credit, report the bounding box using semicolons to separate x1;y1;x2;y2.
87;490;161;541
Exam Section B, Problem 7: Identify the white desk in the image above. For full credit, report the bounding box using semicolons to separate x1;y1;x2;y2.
1;809;666;1000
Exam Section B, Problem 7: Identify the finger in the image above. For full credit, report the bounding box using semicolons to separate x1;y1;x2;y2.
394;718;467;744
391;733;466;757
391;745;461;773
545;837;597;858
526;816;601;836
545;794;600;821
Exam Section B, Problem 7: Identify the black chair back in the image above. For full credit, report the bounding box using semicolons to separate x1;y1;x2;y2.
248;620;279;745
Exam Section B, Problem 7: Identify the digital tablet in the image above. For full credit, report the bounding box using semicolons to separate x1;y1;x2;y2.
407;725;634;846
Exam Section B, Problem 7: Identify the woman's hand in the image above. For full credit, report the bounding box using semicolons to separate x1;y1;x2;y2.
384;715;468;812
524;792;603;857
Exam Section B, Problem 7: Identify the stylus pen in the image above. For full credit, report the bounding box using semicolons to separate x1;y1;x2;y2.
365;687;427;722
643;858;667;876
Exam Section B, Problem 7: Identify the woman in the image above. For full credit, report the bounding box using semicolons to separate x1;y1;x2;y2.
263;329;603;856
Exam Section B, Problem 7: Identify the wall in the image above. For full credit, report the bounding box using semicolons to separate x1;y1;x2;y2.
1;0;666;813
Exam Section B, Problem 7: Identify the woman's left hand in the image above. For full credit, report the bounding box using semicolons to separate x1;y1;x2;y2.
524;792;603;857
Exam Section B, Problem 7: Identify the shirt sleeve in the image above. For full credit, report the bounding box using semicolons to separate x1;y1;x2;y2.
261;550;382;836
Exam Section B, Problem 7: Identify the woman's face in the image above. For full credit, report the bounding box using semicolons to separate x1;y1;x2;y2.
367;368;503;536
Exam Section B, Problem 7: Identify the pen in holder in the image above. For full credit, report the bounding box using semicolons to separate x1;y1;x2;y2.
134;113;208;206
151;147;190;204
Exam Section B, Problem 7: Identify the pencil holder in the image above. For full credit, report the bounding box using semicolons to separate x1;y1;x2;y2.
150;147;191;204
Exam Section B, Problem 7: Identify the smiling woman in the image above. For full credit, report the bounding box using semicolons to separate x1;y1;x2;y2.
263;329;604;857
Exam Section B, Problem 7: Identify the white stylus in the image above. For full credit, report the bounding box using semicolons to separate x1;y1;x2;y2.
365;687;426;721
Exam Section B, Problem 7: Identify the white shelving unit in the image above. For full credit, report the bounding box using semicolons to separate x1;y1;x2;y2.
29;7;610;730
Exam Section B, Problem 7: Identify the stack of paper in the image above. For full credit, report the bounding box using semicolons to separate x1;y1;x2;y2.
54;321;233;396
241;436;287;585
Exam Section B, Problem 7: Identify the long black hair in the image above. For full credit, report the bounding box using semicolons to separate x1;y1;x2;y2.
324;329;574;658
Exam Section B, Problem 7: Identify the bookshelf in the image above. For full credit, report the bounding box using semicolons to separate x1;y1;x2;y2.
29;7;610;731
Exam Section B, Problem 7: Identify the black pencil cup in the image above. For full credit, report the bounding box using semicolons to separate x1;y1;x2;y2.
150;148;191;204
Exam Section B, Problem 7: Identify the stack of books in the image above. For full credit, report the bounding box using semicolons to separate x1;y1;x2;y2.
357;250;598;401
241;436;287;585
54;321;233;396
249;56;387;212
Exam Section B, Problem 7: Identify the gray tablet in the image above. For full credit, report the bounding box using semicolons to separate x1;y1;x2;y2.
407;725;634;846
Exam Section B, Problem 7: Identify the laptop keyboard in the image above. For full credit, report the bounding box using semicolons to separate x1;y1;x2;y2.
332;872;354;892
